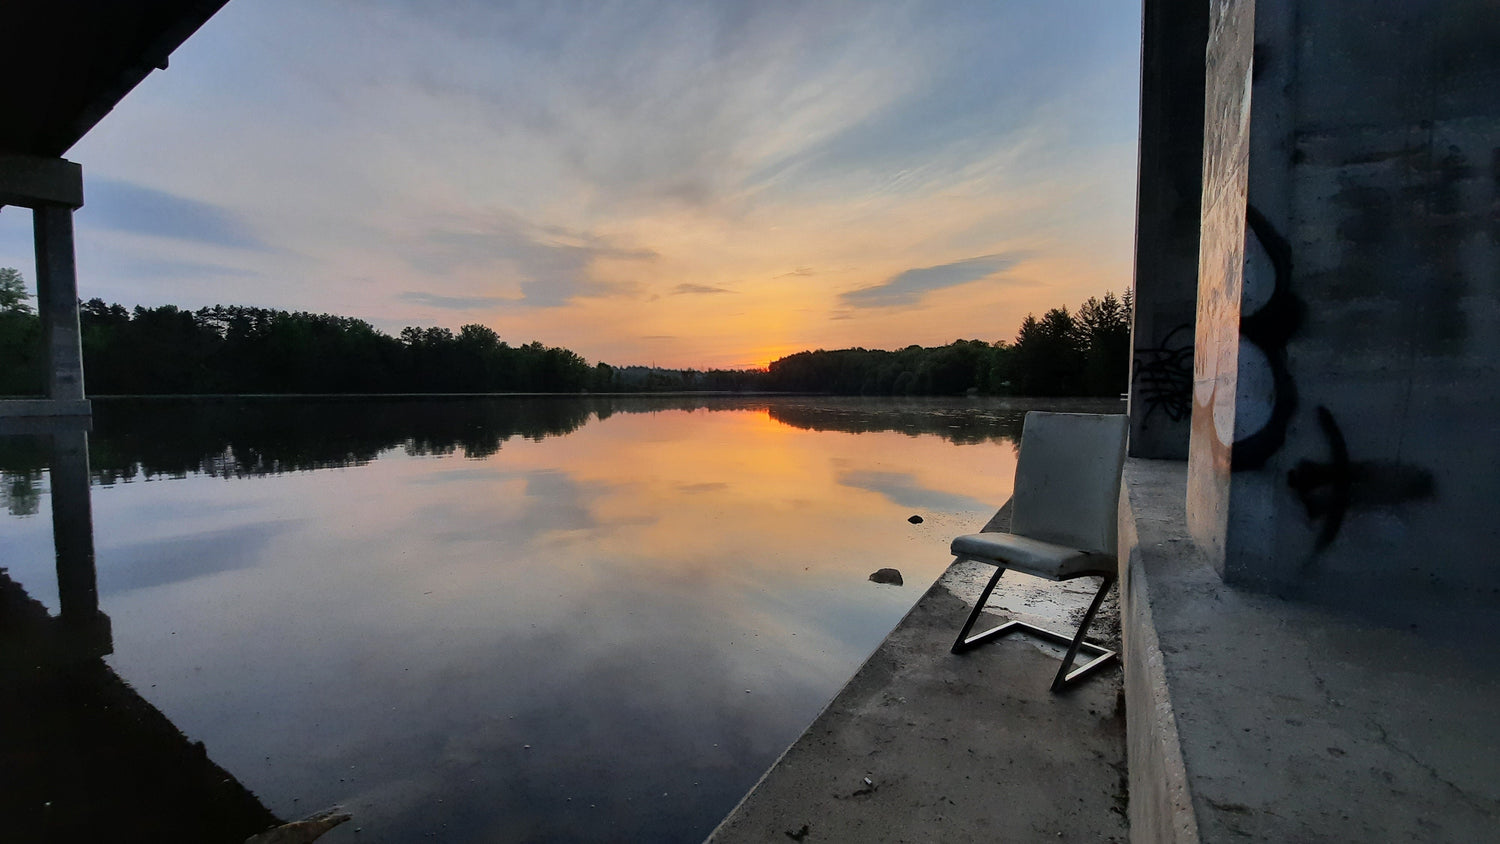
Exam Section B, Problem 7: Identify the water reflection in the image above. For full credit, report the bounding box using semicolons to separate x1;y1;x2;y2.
0;395;1115;492
0;420;278;842
0;397;1114;842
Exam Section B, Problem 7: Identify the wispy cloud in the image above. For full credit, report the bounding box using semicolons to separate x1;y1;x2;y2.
672;283;733;295
398;291;512;311
840;253;1024;309
408;215;655;308
83;178;267;250
44;0;1143;367
110;257;259;282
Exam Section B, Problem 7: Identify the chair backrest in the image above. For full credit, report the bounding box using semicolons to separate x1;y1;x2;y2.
1009;411;1129;557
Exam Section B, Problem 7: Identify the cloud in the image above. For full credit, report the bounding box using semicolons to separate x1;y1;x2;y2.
840;253;1024;309
837;470;991;513
671;283;733;295
409;214;656;308
398;291;512;311
83;178;267;249
776;267;816;278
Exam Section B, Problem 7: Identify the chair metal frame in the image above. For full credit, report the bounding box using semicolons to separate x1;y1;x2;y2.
950;565;1117;692
947;410;1126;693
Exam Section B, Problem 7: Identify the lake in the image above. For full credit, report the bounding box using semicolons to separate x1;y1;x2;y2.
0;395;1117;842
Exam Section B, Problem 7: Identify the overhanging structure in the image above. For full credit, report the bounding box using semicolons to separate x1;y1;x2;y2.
0;1;229;420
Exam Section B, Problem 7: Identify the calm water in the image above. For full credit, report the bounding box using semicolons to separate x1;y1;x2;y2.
0;396;1114;842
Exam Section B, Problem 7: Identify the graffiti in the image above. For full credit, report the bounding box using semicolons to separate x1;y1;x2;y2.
1232;203;1304;470
1285;407;1350;550
1133;323;1194;423
1286;406;1435;554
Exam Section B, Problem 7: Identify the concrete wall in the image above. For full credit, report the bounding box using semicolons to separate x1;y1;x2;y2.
1128;0;1208;461
1185;0;1500;628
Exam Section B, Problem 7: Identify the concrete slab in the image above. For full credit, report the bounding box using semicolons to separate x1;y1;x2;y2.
708;561;1128;843
1121;458;1500;842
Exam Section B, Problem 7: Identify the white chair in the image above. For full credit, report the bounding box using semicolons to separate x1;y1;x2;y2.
949;411;1128;692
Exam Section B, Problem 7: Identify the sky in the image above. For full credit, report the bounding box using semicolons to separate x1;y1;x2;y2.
0;0;1142;369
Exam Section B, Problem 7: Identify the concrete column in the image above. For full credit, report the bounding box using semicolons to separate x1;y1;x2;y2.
1179;0;1500;627
0;154;88;419
1185;0;1255;572
34;204;86;402
1127;0;1209;460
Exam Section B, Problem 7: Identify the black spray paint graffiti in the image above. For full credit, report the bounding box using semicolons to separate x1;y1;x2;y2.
1132;323;1194;423
1286;406;1435;556
1232;204;1304;471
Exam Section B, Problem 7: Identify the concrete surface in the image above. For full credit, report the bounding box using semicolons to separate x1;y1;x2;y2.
1120;458;1500;842
707;553;1127;843
1118;460;1201;844
1127;0;1206;462
1174;0;1500;613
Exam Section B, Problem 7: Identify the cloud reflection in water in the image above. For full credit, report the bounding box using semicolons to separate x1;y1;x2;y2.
0;396;1078;842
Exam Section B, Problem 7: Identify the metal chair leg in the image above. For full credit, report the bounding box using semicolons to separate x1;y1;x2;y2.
951;566;1118;692
951;564;1009;654
1049;575;1116;692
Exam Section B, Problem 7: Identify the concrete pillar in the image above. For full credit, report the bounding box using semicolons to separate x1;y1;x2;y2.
1183;0;1500;628
34;205;86;402
1185;0;1256;572
0;154;88;419
1127;0;1209;460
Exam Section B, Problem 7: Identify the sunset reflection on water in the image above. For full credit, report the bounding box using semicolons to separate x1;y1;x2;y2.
0;397;1111;842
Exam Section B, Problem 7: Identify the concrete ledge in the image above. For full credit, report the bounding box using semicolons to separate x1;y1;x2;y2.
1119;458;1500;842
1117;460;1199;844
708;552;1127;843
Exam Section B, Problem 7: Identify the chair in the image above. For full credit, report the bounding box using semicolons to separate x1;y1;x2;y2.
949;411;1128;692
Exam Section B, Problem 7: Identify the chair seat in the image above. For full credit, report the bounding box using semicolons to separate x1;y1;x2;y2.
950;532;1115;581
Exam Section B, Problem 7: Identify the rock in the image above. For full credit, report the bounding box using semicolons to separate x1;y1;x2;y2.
868;568;904;586
907;514;923;524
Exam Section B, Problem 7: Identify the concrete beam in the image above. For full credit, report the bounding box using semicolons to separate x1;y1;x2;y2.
0;154;83;209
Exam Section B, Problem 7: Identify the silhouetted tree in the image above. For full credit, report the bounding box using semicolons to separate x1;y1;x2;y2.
1076;290;1132;395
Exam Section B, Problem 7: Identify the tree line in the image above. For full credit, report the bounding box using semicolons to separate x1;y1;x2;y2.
0;267;1130;397
761;291;1131;397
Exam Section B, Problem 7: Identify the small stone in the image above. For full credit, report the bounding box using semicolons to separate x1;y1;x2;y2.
868;568;904;586
907;514;923;524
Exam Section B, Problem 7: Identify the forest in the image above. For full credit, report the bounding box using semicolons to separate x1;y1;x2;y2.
0;267;1130;397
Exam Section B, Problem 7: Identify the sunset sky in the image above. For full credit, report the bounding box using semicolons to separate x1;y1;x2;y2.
0;1;1141;369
